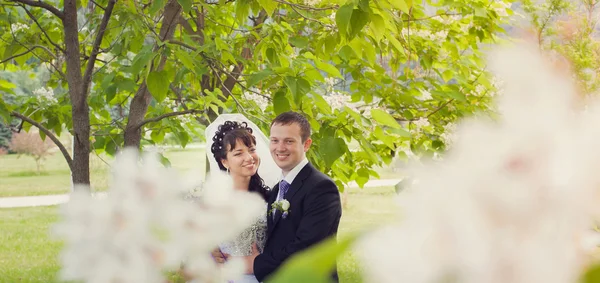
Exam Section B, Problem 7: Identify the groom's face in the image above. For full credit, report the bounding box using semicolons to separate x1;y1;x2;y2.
269;122;311;173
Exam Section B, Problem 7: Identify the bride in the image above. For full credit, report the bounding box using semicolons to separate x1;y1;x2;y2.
200;114;278;283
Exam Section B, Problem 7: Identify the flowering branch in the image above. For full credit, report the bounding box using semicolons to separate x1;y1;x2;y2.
20;5;65;53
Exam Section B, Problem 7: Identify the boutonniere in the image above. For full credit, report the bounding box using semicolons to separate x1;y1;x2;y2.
270;199;291;219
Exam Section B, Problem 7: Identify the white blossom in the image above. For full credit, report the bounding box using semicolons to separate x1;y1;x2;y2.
33;87;58;104
304;0;319;6
243;89;270;112
324;91;351;111
10;23;28;33
417;89;432;101
440;122;457;146
53;148;265;283
359;43;600;283
413;117;430;130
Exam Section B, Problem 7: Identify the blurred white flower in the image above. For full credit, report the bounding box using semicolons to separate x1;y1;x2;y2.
359;43;600;283
54;148;265;283
243;89;269;112
413;117;430;130
440;122;457;146
417;89;432;101
10;23;28;33
324;91;351;111
33;87;58;104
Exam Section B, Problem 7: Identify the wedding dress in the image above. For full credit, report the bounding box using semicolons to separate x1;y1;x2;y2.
218;203;268;283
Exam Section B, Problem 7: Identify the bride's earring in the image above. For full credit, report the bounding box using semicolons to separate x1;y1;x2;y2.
226;167;230;175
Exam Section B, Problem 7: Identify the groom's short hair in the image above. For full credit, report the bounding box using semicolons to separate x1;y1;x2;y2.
271;111;311;142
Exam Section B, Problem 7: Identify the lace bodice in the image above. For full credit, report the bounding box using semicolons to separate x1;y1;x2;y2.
219;205;267;256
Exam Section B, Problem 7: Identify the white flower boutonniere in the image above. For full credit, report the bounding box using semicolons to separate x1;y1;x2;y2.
270;199;291;219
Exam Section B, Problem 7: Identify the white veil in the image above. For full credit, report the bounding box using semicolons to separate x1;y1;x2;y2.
204;114;280;188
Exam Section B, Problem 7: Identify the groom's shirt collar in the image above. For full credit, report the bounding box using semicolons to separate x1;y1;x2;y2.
281;158;309;185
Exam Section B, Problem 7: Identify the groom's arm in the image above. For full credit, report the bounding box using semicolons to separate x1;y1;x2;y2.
253;179;341;282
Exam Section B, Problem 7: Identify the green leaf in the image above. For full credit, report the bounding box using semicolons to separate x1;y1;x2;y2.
284;76;297;98
266;234;358;283
441;70;454;82
131;46;154;75
289;36;309;48
370;14;385;41
273;91;291;114
389;127;411;138
583;264;600;283
0;99;11;123
177;0;192;12
320;136;347;168
147;71;169;103
373;126;395;149
370;109;400;129
349;8;370;39
149;0;167;14
159;153;172;167
105;85;118;103
335;4;354;38
311;93;332;115
0;79;16;89
247;69;273;87
315;60;343;79
257;0;278;16
356;168;370;188
175;49;196;71
338;45;356;60
105;140;118;156
389;0;410;13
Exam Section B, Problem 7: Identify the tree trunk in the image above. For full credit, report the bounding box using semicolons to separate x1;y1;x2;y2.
63;0;91;188
124;0;182;149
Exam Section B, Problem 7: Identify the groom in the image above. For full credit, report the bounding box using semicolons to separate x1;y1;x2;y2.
245;111;342;282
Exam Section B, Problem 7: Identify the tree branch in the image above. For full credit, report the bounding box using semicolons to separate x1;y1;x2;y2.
5;31;66;78
289;4;331;28
136;109;203;129
8;0;64;19
10;111;73;172
274;0;337;11
21;5;65;53
426;99;454;118
82;0;117;94
89;0;105;10
0;46;42;64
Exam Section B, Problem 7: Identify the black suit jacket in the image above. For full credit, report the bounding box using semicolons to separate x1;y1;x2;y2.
253;162;342;282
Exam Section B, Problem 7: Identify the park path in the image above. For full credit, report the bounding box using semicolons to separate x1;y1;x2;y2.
0;178;402;208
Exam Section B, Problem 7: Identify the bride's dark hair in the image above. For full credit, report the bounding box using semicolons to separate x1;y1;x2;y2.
210;121;269;201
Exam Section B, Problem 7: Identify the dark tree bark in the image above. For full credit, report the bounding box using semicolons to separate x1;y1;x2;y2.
124;0;182;148
62;0;91;188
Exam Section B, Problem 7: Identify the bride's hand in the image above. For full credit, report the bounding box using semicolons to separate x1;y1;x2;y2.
211;248;229;264
243;242;260;274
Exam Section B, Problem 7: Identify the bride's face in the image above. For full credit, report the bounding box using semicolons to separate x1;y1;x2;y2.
221;140;260;177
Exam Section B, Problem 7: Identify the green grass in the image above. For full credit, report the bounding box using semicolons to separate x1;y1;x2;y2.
0;147;207;197
0;187;398;283
0;206;63;283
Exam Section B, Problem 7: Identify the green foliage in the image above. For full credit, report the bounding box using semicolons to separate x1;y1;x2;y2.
522;0;600;97
266;234;359;283
0;0;512;189
0;122;12;150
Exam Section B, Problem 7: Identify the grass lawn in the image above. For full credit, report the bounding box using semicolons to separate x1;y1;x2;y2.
0;147;208;197
0;186;399;283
